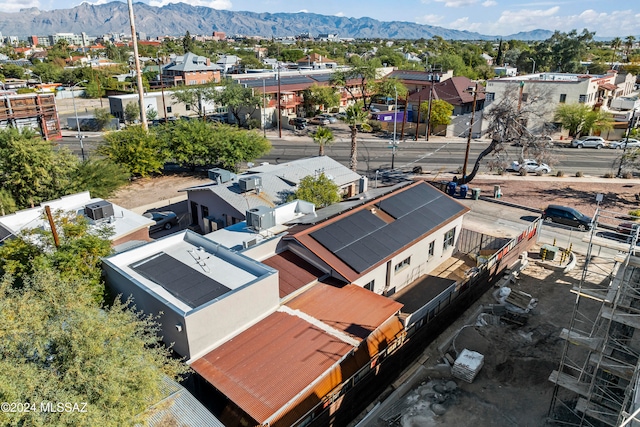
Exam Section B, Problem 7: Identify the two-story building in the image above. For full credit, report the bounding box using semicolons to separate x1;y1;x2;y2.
161;52;222;87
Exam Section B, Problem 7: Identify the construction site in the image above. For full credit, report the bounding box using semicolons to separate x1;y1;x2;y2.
548;209;640;427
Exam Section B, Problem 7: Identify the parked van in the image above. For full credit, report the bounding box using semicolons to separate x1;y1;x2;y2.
542;205;592;231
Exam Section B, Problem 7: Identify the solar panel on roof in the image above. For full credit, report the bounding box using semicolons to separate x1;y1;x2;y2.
308;183;466;274
131;252;231;308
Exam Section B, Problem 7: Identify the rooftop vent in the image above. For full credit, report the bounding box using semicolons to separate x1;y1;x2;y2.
84;200;114;221
208;168;232;184
238;176;262;192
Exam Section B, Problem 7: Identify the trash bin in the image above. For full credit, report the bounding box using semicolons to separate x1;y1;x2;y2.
472;188;481;200
447;182;457;196
494;185;502;199
459;184;469;198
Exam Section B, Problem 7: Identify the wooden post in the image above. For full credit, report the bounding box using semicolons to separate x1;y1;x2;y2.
44;205;60;248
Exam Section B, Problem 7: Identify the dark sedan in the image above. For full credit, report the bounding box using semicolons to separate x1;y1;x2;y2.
144;211;179;232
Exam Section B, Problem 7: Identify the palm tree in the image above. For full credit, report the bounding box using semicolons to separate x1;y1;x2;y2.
341;102;371;171
312;126;335;156
610;37;622;67
625;35;636;59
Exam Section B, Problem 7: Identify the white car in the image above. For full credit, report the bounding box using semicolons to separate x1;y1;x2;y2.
609;138;640;149
510;159;552;174
571;136;606;149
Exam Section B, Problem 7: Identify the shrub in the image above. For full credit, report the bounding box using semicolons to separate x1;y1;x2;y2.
556;170;564;177
603;172;615;178
575;171;584;177
535;170;543;176
622;171;633;179
519;168;528;176
629;209;640;218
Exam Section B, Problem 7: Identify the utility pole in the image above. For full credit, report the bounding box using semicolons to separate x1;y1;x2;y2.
391;86;398;169
426;82;434;141
462;83;479;180
277;60;282;138
617;108;637;177
414;93;422;141
127;0;147;131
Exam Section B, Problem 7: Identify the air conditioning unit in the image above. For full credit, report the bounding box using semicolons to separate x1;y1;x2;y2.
238;176;262;192
242;238;258;249
208;168;232;183
84;201;114;221
246;206;275;231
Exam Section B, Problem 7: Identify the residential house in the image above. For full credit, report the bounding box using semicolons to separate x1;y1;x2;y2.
216;54;241;74
494;66;517;77
295;53;337;70
181;156;363;232
481;53;494;66
161;52;222;87
484;70;637;136
108;91;217;121
0;192;154;250
385;69;453;94
103;181;471;426
405;76;485;137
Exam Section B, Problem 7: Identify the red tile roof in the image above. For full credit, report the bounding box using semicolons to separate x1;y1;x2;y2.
261;250;324;298
191;311;354;424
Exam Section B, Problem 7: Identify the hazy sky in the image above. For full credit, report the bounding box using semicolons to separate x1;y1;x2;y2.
12;0;640;37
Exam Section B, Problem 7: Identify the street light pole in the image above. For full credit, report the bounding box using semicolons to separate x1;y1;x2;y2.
71;81;87;162
531;58;536;74
262;78;266;137
462;83;479;181
391;86;398;169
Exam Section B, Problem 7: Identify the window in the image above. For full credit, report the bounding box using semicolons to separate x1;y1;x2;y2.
578;94;587;103
485;92;495;102
201;205;209;219
394;257;411;273
559;94;567;103
443;228;456;250
364;280;374;291
185;105;191;111
166;106;172;113
428;241;435;258
521;93;528;102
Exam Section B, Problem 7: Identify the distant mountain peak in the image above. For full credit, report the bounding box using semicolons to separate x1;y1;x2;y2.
0;2;555;41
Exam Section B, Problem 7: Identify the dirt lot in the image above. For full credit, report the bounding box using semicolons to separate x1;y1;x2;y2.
367;253;598;427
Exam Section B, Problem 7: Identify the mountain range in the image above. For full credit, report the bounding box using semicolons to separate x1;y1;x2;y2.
0;2;555;41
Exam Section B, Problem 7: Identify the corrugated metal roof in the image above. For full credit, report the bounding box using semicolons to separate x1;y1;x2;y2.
261;250;324;298
285;283;403;341
143;376;224;427
191;311;354;425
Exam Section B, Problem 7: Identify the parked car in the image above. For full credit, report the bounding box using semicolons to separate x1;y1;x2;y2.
570;136;606;149
617;222;640;235
318;113;338;124
308;116;330;125
288;117;307;130
609;138;640;149
144;211;179;232
509;159;552;174
542;205;592;231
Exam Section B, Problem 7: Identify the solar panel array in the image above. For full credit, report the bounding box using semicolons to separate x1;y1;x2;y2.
132;252;231;308
310;184;464;273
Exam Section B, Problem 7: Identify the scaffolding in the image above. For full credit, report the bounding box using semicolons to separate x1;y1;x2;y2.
0;93;62;140
548;208;640;427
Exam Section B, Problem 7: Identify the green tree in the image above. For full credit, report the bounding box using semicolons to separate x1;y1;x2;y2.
182;30;194;53
303;84;340;114
371;78;408;101
210;126;271;171
71;158;130;199
330;58;381;110
155;118;218;169
420;99;453;136
171;85;213;119
146;107;158;121
1;63;26;79
610;37;622;66
0;188;16;216
341;102;371;171
93;108;113;130
99;126;166;177
0;267;187;427
0;128;77;209
124;102;140;124
554;103;613;138
84;80;103;99
288;173;341;208
312;126;335;156
208;80;262;127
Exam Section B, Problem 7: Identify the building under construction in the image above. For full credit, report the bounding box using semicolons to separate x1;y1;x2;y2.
548;208;640;426
0;92;62;140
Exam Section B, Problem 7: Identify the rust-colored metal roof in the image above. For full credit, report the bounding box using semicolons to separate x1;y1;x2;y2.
261;250;324;298
190;311;354;425
286;283;403;341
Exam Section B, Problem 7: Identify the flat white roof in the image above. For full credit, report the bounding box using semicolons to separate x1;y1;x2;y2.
0;192;153;243
106;231;275;312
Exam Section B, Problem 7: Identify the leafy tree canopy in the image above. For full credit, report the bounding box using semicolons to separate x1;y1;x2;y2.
208;80;262;127
99;125;166;177
288;173;341;208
